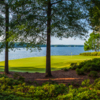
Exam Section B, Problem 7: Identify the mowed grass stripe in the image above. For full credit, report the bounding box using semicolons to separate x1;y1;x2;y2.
0;55;100;73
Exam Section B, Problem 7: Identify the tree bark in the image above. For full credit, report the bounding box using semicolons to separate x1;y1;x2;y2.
5;4;9;74
45;0;52;77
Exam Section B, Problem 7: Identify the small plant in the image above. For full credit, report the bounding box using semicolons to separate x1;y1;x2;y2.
0;74;8;78
81;79;90;86
74;83;79;86
18;76;25;82
63;68;69;71
33;81;39;86
13;72;20;79
70;63;78;70
71;81;74;85
27;80;32;84
88;71;98;78
76;68;85;75
68;83;70;86
49;79;58;84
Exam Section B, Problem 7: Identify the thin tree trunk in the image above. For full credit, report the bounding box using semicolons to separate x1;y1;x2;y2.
46;0;52;77
5;4;9;74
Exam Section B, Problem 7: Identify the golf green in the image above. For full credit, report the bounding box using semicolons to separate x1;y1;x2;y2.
0;55;100;73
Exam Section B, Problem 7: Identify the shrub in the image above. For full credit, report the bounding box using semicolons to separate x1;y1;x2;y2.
70;63;78;70
13;72;20;79
76;68;85;75
75;58;100;75
18;76;25;82
80;52;100;56
33;81;39;86
88;71;98;78
0;74;8;78
81;79;90;86
80;52;91;56
63;68;69;71
26;80;32;84
2;76;100;100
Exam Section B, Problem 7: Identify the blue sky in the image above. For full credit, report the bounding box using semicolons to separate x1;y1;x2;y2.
51;30;92;45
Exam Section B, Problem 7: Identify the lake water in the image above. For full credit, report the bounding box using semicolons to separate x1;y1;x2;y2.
0;47;93;61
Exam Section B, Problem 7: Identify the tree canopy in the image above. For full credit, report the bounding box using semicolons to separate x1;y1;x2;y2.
8;0;89;76
84;0;100;32
84;32;100;52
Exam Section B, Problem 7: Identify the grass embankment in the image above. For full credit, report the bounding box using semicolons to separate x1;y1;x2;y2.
0;55;100;73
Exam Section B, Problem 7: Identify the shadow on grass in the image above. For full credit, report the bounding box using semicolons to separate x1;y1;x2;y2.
0;66;4;67
0;65;61;73
8;67;59;73
0;66;4;71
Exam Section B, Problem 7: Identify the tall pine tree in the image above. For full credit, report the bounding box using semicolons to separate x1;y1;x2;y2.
0;0;10;74
10;0;89;77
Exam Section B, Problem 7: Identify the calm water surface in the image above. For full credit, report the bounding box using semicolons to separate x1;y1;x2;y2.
0;47;93;61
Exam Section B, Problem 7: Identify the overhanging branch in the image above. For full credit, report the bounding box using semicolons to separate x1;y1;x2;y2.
0;0;5;4
51;0;63;5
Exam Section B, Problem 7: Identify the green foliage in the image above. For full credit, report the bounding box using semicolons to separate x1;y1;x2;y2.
62;68;69;71
81;79;90;87
0;77;67;100
75;58;100;75
88;71;98;78
87;0;100;28
13;73;25;82
76;68;85;75
1;76;100;99
0;74;8;78
26;80;32;84
84;32;100;52
18;76;25;82
33;81;39;86
13;72;20;79
70;63;78;70
80;52;100;56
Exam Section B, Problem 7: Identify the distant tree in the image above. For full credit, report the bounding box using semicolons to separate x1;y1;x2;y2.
10;0;89;77
84;32;100;52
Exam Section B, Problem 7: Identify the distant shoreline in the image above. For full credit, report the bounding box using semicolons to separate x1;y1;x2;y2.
41;45;84;47
14;44;84;48
0;42;84;48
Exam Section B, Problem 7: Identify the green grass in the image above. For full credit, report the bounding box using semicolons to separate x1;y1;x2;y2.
0;55;100;73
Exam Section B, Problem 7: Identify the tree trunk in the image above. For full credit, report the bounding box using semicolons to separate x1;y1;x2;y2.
45;0;52;77
5;4;9;74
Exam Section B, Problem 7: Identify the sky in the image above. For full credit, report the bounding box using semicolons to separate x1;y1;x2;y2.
0;30;92;45
51;30;93;45
51;37;85;45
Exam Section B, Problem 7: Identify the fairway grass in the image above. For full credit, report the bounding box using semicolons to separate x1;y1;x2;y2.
0;55;100;73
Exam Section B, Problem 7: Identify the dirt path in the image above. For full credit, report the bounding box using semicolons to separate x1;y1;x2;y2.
0;70;95;86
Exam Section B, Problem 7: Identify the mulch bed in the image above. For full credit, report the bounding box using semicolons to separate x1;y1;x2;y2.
0;70;96;86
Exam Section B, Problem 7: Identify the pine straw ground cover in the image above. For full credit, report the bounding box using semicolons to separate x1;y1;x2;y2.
0;69;96;86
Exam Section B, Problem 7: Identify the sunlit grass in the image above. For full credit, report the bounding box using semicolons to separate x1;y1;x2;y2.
0;55;100;73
